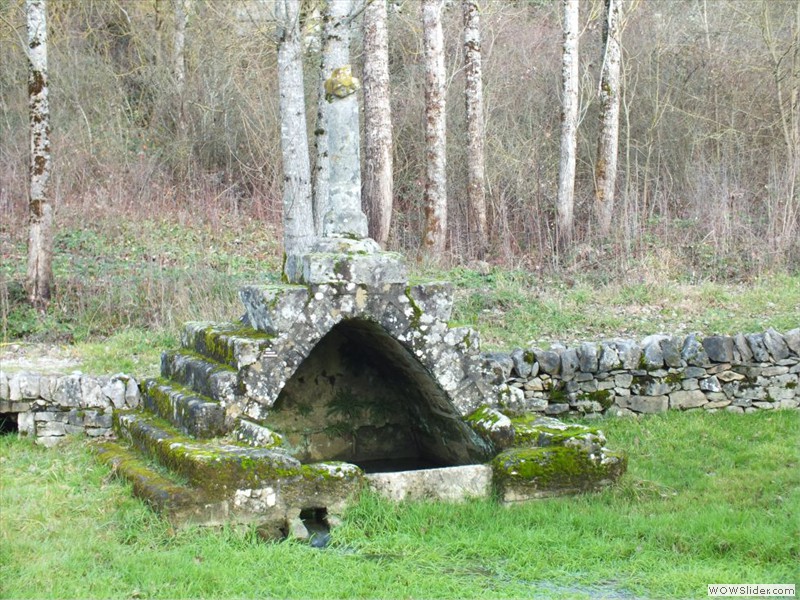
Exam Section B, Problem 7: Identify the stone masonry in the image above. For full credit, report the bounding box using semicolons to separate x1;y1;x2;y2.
484;328;800;418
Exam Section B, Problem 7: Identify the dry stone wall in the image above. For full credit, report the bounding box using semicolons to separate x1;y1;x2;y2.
485;328;800;418
0;371;140;447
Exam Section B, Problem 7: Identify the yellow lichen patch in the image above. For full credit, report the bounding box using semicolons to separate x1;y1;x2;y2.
325;65;360;101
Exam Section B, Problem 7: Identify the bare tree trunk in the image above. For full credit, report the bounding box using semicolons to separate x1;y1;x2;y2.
313;0;352;237
276;0;315;282
462;0;487;259
26;0;53;311
362;0;394;247
594;0;622;238
172;0;192;134
421;0;447;257
557;0;580;249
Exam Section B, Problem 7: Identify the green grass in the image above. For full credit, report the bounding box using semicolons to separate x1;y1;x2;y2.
1;410;798;599
2;209;799;372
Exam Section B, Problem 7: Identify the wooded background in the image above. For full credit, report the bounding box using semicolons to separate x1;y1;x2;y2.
1;0;798;279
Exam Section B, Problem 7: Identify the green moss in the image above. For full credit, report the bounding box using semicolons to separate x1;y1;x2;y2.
466;405;501;426
492;445;626;491
510;418;602;448
404;288;423;329
665;371;683;385
580;389;614;410
786;381;797;389
523;350;535;363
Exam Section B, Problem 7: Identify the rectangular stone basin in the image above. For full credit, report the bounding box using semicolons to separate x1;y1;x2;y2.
365;464;492;502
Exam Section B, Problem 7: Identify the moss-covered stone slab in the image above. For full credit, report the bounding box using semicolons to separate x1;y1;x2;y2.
142;378;225;439
492;445;627;502
181;321;274;370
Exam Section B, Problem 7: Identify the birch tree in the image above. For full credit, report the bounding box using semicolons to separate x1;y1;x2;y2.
313;0;352;237
557;0;580;248
172;0;192;134
362;0;394;247
276;0;315;282
462;0;487;258
26;0;53;310
594;0;622;238
421;0;447;256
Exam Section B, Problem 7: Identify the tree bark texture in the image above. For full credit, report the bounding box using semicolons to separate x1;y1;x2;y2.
314;0;352;237
462;0;488;259
26;0;53;310
362;0;394;247
422;0;448;256
276;0;315;282
557;0;580;248
172;0;190;90
594;0;622;238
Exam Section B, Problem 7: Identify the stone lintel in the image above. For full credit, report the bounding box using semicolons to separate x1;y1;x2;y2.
300;251;408;286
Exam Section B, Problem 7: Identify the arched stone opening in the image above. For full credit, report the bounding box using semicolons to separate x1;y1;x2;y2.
264;318;493;472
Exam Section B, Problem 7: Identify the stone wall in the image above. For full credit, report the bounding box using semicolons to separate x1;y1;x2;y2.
0;372;140;447
485;328;800;418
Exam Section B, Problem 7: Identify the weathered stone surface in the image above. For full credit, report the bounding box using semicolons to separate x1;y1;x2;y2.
763;328;790;361
660;337;683;368
17;373;40;400
784;329;800;355
733;333;754;363
641;335;667;369
483;353;514;384
669;390;707;410
682;334;710;367
367;465;492;502
745;333;770;362
467;406;514;449
301;251;407;286
699;376;721;393
535;349;561;375
577;342;599;373
702;336;734;363
598;342;620;372
544;403;570;415
53;374;82;408
560;348;579;379
612;339;641;370
617;395;669;414
510;349;533;378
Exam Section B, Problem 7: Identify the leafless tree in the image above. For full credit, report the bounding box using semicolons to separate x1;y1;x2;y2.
362;0;394;247
314;0;352;237
25;0;53;310
462;0;487;258
276;0;315;282
421;0;447;257
594;0;622;238
557;0;580;249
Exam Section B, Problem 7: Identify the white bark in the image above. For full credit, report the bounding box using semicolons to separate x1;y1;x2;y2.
557;0;580;248
422;0;447;256
314;0;353;236
462;0;487;259
276;0;315;282
362;0;394;247
26;0;53;309
172;0;191;91
594;0;622;238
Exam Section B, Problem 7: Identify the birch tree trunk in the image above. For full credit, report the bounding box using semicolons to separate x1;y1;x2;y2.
276;0;315;282
421;0;448;257
313;0;352;237
557;0;580;249
172;0;191;134
26;0;53;310
362;0;394;247
594;0;622;239
462;0;488;259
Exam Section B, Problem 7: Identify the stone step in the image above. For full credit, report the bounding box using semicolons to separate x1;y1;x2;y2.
161;351;240;406
91;440;227;526
113;411;302;498
181;322;274;371
141;378;226;439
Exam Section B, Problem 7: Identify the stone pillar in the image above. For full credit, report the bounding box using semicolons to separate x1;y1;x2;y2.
322;65;369;239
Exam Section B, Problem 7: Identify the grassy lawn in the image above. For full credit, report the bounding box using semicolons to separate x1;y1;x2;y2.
1;410;798;599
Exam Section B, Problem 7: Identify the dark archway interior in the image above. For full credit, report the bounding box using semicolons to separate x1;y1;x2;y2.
0;413;18;435
266;319;493;472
